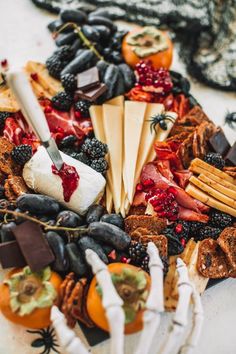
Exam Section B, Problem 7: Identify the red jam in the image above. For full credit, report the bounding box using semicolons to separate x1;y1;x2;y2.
52;163;80;202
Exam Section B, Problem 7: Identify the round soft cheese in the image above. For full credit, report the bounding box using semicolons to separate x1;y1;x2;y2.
23;146;106;215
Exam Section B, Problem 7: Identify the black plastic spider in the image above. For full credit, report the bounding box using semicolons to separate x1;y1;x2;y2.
27;326;60;354
225;111;236;129
148;113;176;133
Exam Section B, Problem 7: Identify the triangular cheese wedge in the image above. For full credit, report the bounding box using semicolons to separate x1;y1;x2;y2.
0;88;19;112
106;184;113;213
124;101;147;203
147;111;177;163
134;103;164;187
103;104;123;213
107;95;124;107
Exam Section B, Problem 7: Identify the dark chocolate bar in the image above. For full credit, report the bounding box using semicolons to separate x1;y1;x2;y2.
77;66;100;92
76;83;107;102
0;241;26;268
209;128;231;156
225;142;236;166
12;221;55;272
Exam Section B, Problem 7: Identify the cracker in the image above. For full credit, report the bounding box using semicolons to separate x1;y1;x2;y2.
217;227;236;270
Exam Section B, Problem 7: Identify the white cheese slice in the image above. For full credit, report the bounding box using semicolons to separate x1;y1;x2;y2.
89;105;106;143
124;101;147;203
134;103;164;187
23;146;106;215
103;104;123;213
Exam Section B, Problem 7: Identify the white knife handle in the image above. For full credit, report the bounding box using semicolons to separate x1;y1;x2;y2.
7;70;51;143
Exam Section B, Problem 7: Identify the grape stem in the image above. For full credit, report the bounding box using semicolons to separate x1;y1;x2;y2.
0;209;88;234
56;22;104;61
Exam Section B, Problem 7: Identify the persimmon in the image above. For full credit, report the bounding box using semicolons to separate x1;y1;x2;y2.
0;267;62;329
87;263;151;334
122;26;173;69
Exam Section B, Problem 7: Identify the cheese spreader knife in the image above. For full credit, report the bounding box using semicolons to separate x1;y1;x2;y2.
7;70;64;171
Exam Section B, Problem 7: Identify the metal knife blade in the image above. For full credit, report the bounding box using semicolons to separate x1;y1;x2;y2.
7;70;64;171
43;138;64;171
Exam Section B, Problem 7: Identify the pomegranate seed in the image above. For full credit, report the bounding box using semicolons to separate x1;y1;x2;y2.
1;59;8;68
108;250;116;260
136;183;143;192
142;178;154;188
120;256;130;263
74;111;82;119
30;73;38;81
168;186;178;196
181;238;186;247
44;106;52;113
175;223;183;234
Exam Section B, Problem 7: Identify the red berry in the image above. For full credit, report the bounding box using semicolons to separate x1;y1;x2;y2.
1;59;8;68
44;106;52;113
181;238;186;247
136;183;143;192
30;73;38;81
120;256;130;263
175;223;183;234
142;178;154;188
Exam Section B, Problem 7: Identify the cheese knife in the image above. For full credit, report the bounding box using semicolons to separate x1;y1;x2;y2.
7;70;64;171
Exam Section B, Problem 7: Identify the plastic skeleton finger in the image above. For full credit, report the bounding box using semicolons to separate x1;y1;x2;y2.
85;249;125;354
50;305;90;354
160;258;193;354
179;284;204;354
135;242;164;354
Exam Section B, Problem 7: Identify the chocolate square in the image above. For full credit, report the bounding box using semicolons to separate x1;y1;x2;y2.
76;83;107;102
12;221;55;272
0;241;26;268
209;128;231;156
77;67;100;92
225;142;236;166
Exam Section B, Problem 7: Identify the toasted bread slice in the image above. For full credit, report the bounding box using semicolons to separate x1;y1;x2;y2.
8;175;28;197
0;88;19;112
25;61;62;96
217;227;236;270
0;137;21;175
125;215;167;235
197;238;231;278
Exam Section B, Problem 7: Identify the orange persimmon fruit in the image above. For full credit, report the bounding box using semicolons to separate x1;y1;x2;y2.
0;268;62;329
87;263;151;334
122;28;173;69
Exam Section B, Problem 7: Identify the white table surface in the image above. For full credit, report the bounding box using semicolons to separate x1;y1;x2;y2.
0;1;236;354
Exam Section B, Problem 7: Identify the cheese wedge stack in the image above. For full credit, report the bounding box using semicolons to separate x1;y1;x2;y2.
90;97;177;216
186;158;236;217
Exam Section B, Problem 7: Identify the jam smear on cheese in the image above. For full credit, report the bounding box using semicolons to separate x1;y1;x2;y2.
52;163;79;202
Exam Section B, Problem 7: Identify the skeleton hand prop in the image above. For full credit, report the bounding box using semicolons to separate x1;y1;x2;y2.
50;243;203;354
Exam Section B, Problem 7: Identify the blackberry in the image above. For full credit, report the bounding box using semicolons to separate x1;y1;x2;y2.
128;241;147;264
141;255;169;276
173;220;190;240
90;157;108;174
51;91;74;111
141;256;149;272
198;226;222;241
46;54;66;79
81;138;108;159
75;100;91;118
61;73;77;92
59;135;77;149
55;45;74;61
0;112;11;129
209;209;233;229
70;152;90;165
188;221;205;235
11;144;32;165
203;153;225;170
